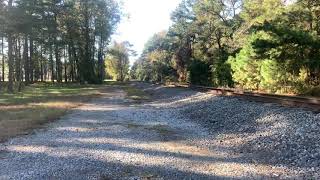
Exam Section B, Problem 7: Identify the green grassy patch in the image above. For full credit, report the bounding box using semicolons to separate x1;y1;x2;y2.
0;82;104;105
123;86;150;101
103;81;150;101
146;124;176;136
0;82;105;142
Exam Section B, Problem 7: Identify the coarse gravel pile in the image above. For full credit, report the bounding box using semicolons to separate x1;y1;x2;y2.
134;82;320;178
180;96;320;170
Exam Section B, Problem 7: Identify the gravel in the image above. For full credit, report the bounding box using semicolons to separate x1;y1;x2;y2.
175;92;320;174
132;82;320;179
0;83;319;179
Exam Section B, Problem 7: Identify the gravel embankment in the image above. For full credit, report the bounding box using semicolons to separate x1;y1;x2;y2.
0;83;319;179
132;82;320;179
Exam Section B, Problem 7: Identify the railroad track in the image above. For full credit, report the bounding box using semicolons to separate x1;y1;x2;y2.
173;84;320;112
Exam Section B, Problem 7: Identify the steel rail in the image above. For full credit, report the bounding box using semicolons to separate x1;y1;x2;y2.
173;84;320;112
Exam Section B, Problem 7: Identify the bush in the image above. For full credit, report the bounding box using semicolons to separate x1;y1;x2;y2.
228;43;262;90
189;59;212;86
211;62;234;87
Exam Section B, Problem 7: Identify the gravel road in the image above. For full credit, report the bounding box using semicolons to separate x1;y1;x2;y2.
0;83;319;179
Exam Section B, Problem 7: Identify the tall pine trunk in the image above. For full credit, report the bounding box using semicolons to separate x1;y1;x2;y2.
40;44;44;82
0;36;3;92
68;43;74;82
29;37;34;83
97;36;104;83
55;42;62;83
1;36;4;82
64;46;67;83
23;36;29;85
7;0;14;93
50;43;54;82
71;42;79;82
83;0;95;83
16;38;22;92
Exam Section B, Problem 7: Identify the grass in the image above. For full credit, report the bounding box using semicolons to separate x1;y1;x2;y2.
123;86;150;101
146;124;176;136
103;81;150;101
0;82;105;142
108;121;175;136
0;81;150;142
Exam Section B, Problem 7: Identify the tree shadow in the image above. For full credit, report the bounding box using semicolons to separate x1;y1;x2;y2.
0;83;317;179
128;82;319;176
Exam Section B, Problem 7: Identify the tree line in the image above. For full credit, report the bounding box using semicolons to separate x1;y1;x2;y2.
0;0;121;93
105;41;134;82
132;0;320;95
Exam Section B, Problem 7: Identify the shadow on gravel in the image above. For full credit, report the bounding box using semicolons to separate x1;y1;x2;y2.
128;82;319;177
90;83;318;173
1;118;251;179
1;83;317;179
0;150;239;179
173;95;319;171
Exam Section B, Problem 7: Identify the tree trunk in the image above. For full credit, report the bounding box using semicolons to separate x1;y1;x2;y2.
68;43;74;82
72;42;79;82
92;35;95;61
64;46;67;82
1;36;4;82
40;44;44;82
97;36;104;83
55;42;62;83
83;0;95;83
7;35;14;92
0;36;2;92
16;38;22;92
78;42;85;84
23;36;29;85
97;48;104;83
29;37;34;83
7;0;14;93
43;51;48;81
50;43;55;82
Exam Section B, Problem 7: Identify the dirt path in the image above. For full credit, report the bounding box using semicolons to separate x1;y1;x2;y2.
0;85;311;179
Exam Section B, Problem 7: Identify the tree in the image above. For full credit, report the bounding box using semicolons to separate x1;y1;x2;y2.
7;0;14;93
0;0;121;92
132;0;320;95
192;0;242;86
105;42;132;82
0;0;5;86
169;0;196;82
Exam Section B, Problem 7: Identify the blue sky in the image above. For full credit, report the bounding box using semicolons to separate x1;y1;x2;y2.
112;0;181;65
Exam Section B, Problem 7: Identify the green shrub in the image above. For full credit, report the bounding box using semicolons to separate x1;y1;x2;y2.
189;59;212;86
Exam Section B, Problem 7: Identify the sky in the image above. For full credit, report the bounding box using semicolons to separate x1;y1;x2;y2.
112;0;181;65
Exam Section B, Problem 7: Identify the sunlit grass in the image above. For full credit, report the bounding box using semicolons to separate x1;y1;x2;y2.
0;81;148;142
123;86;150;101
103;80;150;101
0;82;105;142
0;83;103;105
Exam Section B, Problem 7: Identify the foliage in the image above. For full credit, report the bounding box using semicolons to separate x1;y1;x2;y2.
132;0;320;95
228;39;261;90
189;59;211;86
105;42;131;81
0;0;121;93
132;31;177;83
